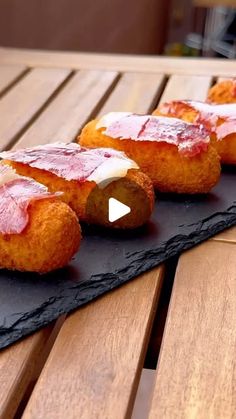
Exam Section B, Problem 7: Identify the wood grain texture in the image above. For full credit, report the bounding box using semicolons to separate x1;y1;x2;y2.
0;64;27;96
0;47;236;76
97;72;165;116
0;328;52;419
149;241;236;419
14;70;118;149
0;67;71;150
0;95;66;418
22;268;164;419
159;74;212;103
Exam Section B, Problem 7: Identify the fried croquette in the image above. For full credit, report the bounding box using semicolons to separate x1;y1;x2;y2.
2;144;155;229
155;101;236;164
153;101;198;123
207;79;236;104
79;113;221;194
0;198;81;273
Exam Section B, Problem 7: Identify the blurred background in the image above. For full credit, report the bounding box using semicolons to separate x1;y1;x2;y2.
0;0;235;58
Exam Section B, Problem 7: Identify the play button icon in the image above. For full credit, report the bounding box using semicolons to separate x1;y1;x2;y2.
108;198;131;222
85;175;141;228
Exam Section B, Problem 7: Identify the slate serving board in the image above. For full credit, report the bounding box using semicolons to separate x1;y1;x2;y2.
0;167;236;349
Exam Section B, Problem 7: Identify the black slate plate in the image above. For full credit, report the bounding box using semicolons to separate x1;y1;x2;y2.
0;167;236;349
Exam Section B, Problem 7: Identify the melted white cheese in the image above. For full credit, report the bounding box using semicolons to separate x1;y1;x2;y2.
96;112;132;129
88;157;139;188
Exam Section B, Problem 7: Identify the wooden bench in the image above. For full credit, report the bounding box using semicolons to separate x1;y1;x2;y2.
0;48;235;418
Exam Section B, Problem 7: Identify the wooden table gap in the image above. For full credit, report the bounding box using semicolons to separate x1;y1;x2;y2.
149;240;236;418
11;316;66;419
70;71;121;140
21;268;165;419
150;75;170;112
0;66;30;100
144;255;179;370
14;69;120;149
96;72;166;118
5;70;74;151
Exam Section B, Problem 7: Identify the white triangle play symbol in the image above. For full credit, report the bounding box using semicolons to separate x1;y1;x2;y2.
108;197;131;222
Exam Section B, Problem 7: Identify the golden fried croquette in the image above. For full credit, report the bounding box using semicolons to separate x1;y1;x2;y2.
3;160;154;229
211;132;236;165
0;199;81;273
207;79;236;104
155;101;236;165
79;115;221;194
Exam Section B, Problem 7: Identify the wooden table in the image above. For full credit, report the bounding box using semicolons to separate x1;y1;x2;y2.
0;47;236;419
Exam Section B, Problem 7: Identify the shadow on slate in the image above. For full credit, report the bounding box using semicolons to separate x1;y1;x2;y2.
0;167;236;349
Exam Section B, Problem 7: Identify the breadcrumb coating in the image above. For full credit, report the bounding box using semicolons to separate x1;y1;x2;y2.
0;199;81;273
79;119;221;194
154;102;236;165
207;80;236;104
4;161;154;229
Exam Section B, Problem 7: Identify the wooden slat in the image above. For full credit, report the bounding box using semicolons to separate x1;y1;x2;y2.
0;328;52;419
22;268;164;419
217;77;233;82
97;72;165;116
149;241;236;419
0;67;71;150
2;66;164;419
159;74;212;103
14;70;118;149
0;67;71;416
0;47;236;76
0;64;27;96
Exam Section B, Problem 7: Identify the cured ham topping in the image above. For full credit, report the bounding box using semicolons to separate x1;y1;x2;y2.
97;112;210;157
0;143;138;186
160;101;236;140
0;165;59;234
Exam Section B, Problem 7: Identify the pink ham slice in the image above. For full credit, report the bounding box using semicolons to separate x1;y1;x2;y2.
97;113;210;157
186;101;236;140
0;165;59;234
0;143;133;182
160;101;236;140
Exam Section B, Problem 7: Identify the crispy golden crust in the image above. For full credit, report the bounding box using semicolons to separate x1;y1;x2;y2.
0;199;81;273
211;133;236;165
4;161;154;229
154;104;236;165
85;169;154;229
207;80;236;104
79;119;221;194
5;161;92;219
